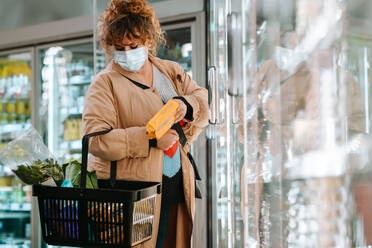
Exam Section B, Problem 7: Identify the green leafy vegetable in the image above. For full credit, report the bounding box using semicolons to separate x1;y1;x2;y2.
65;160;81;187
13;158;64;186
64;160;98;189
12;162;49;185
40;158;64;186
13;158;98;189
86;171;98;189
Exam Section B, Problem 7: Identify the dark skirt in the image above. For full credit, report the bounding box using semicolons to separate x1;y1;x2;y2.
156;169;185;248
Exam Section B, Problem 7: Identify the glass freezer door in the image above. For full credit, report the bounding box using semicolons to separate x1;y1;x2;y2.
0;49;33;247
208;0;372;247
158;26;193;76
37;40;94;163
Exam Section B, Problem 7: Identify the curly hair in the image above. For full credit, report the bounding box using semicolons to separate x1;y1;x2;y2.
98;0;166;57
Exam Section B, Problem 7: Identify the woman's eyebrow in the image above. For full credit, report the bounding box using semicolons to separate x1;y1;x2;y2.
115;42;138;47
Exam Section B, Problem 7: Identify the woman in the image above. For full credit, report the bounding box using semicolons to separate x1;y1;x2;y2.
82;0;208;247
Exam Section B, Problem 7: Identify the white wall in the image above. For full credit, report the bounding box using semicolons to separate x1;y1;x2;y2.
152;0;203;18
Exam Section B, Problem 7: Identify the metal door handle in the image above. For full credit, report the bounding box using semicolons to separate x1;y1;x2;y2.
208;66;220;124
227;12;243;124
227;12;243;97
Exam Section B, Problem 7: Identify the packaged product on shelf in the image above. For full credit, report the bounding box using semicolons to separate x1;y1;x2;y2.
24;99;31;117
0;101;6;124
15;99;25;115
64;117;73;141
64;114;83;141
23;185;32;203
12;182;24;204
71;118;78;140
0;60;31;124
5;99;15;115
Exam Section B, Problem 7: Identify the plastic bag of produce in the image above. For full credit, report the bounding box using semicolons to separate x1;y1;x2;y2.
0;127;62;185
0;126;54;169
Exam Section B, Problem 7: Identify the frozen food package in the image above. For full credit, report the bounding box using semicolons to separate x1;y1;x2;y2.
146;100;179;139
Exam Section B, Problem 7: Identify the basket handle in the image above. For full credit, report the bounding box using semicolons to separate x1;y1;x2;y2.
81;129;117;188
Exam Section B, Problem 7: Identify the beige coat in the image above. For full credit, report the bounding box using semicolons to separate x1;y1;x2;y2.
82;54;208;248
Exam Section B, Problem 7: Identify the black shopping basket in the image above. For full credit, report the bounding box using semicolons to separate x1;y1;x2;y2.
33;129;162;247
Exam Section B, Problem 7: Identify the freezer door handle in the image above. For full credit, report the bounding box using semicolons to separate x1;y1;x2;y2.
208;66;220;124
227;12;243;124
227;12;243;97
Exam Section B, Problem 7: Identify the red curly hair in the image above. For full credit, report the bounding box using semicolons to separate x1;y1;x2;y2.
98;0;165;57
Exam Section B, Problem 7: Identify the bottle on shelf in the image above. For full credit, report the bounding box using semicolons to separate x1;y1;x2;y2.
12;183;24;205
0;60;31;125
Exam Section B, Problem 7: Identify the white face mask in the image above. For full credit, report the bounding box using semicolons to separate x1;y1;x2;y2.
113;46;148;72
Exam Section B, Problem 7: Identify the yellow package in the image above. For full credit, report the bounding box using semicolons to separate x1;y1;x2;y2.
146;100;179;139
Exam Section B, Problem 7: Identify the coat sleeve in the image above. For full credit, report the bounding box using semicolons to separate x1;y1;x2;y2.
173;63;209;143
82;74;150;161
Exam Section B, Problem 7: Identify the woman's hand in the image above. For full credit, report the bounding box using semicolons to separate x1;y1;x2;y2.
157;129;179;151
172;99;187;123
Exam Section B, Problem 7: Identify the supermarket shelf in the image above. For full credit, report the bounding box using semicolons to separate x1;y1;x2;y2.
63;113;82;123
64;80;91;86
0;123;31;135
0;203;31;212
68;149;82;154
66;74;92;86
0;238;31;246
61;140;81;150
0;97;30;101
0;211;30;219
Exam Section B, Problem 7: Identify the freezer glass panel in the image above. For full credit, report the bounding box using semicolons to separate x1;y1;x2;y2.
0;51;32;247
346;37;372;246
208;0;372;247
207;0;230;246
158;27;193;77
38;42;93;162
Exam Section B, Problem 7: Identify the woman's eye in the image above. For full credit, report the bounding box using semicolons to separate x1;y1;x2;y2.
130;45;138;49
115;46;125;51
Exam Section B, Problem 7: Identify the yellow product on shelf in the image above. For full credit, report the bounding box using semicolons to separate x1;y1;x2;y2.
64;119;73;141
71;119;80;140
15;99;25;115
6;100;16;114
70;119;75;140
0;142;8;149
0;142;7;149
64;116;83;141
77;118;83;140
0;176;14;187
146;100;179;139
24;99;31;116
